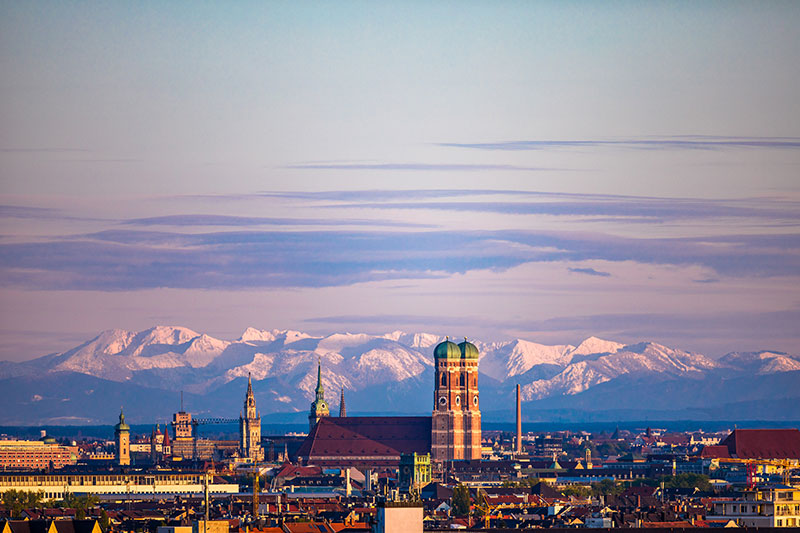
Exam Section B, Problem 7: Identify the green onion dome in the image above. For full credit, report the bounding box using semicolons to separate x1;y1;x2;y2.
434;338;461;360
458;338;479;359
114;410;130;432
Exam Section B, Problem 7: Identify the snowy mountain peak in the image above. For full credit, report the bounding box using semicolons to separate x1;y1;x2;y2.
718;350;800;375
88;329;137;355
479;339;574;381
383;331;443;349
239;327;278;343
135;326;200;345
570;336;624;356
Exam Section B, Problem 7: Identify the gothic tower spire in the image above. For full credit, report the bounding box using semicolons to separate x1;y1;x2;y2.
308;359;330;431
239;372;263;461
315;360;324;399
339;387;346;417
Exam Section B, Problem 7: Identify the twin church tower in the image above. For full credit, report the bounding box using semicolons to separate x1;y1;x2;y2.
431;338;482;462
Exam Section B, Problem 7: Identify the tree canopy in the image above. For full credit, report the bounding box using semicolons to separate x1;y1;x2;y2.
451;484;471;516
2;489;44;518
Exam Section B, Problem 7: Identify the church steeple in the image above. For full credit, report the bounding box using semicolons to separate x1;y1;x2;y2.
339;387;346;417
239;372;263;461
308;360;330;432
315;360;324;401
244;372;257;419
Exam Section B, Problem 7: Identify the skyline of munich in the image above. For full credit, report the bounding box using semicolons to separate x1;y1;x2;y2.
1;1;799;364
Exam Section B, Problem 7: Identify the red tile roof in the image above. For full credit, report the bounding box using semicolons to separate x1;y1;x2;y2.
283;523;334;533
275;464;323;479
699;445;731;459
720;429;800;459
297;416;431;467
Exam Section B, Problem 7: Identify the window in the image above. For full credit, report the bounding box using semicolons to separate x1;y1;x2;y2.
459;374;465;387
440;373;446;386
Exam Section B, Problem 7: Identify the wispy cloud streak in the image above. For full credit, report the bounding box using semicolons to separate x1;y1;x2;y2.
569;267;611;277
0;227;797;290
123;214;430;228
325;199;800;223
438;136;800;151
285;162;561;171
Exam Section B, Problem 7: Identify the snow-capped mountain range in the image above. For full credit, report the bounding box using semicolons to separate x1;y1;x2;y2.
1;326;798;425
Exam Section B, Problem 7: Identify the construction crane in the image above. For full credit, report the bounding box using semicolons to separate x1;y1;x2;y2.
253;471;259;518
719;457;800;487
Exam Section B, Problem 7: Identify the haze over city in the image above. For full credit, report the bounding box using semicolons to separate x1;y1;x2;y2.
1;1;799;364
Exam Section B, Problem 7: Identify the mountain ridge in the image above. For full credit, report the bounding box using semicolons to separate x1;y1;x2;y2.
1;325;797;425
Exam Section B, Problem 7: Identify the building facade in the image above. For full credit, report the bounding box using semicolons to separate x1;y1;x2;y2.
709;485;800;527
0;470;238;501
431;338;481;463
0;440;76;470
399;453;432;494
239;374;264;462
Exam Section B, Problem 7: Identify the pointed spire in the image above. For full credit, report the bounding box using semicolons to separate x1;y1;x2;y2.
339;387;346;417
247;372;253;395
315;359;324;396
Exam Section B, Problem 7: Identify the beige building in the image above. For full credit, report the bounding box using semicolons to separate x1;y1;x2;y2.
0;439;76;470
374;502;423;533
709;485;800;527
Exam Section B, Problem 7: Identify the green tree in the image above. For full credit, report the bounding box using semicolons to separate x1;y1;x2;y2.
63;493;100;520
660;473;711;492
562;485;592;498
591;479;623;498
2;489;44;518
100;509;111;532
451;484;471;516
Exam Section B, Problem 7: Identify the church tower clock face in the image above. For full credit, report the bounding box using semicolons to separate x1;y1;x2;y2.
438;396;447;407
455;396;461;407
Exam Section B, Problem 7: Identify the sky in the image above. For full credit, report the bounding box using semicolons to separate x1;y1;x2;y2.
1;1;799;362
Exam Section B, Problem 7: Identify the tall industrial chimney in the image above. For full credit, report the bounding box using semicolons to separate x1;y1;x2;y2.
515;384;522;454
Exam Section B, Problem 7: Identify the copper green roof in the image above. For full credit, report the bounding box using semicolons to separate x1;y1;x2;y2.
434;338;461;360
458;339;479;359
114;409;130;432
